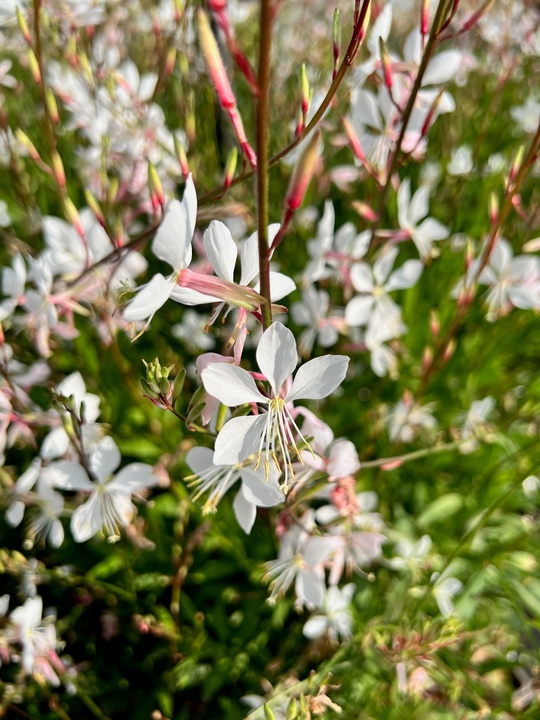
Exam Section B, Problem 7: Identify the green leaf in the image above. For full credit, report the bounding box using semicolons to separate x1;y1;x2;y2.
417;493;464;529
87;554;124;580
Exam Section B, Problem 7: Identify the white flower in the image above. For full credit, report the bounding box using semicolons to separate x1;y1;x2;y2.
202;322;349;487
447;145;474;176
8;596;61;685
123;175;199;326
510;96;540;134
397;179;449;259
478;238;540;320
291;286;343;356
303;584;355;641
431;573;463;618
186;446;284;533
345;245;422;329
386;397;438;443
52;436;158;542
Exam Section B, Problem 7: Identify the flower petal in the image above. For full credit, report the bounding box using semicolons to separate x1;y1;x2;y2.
213;414;268;465
385;259;423;291
48;461;92;491
203;221;237;281
202;363;266;406
123;273;174;322
256;322;297;395
288;355;349;402
90;436;121;483
152;200;189;271
233;487;256;534
111;463;158;492
70;493;103;542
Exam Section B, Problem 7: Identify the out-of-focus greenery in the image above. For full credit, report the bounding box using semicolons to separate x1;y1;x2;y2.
1;2;540;719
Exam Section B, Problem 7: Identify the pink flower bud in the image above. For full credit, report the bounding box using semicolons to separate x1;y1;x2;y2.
343;116;367;163
198;9;236;109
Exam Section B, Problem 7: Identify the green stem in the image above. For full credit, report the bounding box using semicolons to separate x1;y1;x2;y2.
255;0;274;329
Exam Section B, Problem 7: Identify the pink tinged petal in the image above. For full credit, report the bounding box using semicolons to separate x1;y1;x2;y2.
213;414;269;465
287;355;349;402
303;615;328;639
409;186;430;225
345;295;373;327
373;246;399;285
152;200;190;271
385;260;423;292
70;493;103;542
48;461;92;491
233;487;256;534
203;221;237;281
350;262;374;293
90;436;121;483
327;440;360;477
123;273;174;322
111;463;158;492
256;322;298;395
239;468;285;506
202;363;266;406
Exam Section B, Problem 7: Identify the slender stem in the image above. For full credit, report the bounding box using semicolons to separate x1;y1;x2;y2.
255;0;274;329
199;0;372;206
360;439;466;468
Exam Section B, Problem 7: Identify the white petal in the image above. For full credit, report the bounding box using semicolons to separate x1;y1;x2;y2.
303;615;328;639
350;262;374;293
385;260;423;291
397;179;411;228
186;446;215;475
202;363;266;406
256;322;298;395
182;174;198;243
49;461;93;491
327;440;360;477
345;295;373;327
233;488;256;534
203;221;237;281
296;570;325;608
409;186;430;225
111;463;158;492
373;246;399;285
213;414;268;465
40;427;70;460
239;467;285;506
49;519;64;548
70;493;103;542
268;272;296;302
151;200;190;271
123;273;174;322
288;355;349;402
90;436;121;483
424;50;463;85
6;500;24;527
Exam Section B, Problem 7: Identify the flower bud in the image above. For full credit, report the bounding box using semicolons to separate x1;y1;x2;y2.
84;189;106;227
422;346;433;373
64;197;86;240
284;130;321;212
148;162;165;213
421;0;430;36
351;200;378;222
379;37;392;90
343;116;367;163
198;9;235;109
16;129;40;161
174;135;190;178
223;146;237;189
16;7;31;45
430;310;439;339
46;88;59;124
333;9;341;78
300;64;310;121
51;150;66;189
489;192;498;226
27;48;41;85
443;339;456;363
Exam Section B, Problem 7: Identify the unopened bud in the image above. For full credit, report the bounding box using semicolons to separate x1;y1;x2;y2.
264;704;276;720
465;239;474;270
421;0;430;36
379;37;392;89
198;9;235;109
208;0;227;10
489;192;498;226
343;116;366;163
430;310;439;339
64;197;86;239
27;48;41;84
286;698;298;720
16;7;31;44
164;46;177;79
508;145;524;187
300;64;310;121
422;346;433;373
443;339;456;363
333;9;341;77
84;189;106;227
16;129;40;161
174;135;190;178
46;88;59;124
148;162;165;212
351;200;378;222
223;146;238;189
284;130;321;212
173;0;184;21
108;176;119;205
51;151;66;189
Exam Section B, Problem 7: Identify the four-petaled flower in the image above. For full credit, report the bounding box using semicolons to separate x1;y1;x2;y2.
202;322;349;488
